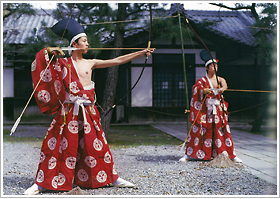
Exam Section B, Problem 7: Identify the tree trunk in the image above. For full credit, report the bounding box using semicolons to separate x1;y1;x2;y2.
101;4;126;135
251;56;268;133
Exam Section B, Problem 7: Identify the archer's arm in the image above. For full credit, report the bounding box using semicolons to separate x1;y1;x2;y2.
218;77;228;93
92;49;154;69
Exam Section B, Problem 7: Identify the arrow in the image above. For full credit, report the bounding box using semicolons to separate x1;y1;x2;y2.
61;47;156;51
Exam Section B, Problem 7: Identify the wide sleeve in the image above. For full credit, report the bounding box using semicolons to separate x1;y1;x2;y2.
189;78;207;125
31;48;66;115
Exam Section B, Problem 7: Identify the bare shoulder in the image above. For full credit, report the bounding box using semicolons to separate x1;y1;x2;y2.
218;76;226;82
81;58;97;70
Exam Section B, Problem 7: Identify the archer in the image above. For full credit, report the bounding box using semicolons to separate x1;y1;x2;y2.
179;50;242;163
24;18;153;195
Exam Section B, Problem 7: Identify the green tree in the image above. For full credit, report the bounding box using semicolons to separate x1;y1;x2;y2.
210;3;277;133
3;3;36;61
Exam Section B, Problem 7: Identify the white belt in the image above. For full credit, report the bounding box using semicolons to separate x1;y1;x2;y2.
64;92;92;124
206;98;220;115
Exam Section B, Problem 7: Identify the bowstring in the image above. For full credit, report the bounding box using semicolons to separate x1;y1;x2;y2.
102;3;153;118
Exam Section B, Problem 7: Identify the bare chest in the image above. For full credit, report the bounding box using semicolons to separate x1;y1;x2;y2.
209;77;219;88
73;60;92;86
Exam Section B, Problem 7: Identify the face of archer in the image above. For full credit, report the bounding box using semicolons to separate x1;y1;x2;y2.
73;36;89;53
206;62;218;74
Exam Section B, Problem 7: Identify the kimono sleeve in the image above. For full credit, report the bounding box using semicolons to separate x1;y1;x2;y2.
189;78;206;125
31;48;66;115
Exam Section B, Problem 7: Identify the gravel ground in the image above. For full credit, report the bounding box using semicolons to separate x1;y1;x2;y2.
3;137;277;196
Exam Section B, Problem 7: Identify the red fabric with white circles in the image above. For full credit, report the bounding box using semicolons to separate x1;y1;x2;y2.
186;76;236;160
32;48;118;191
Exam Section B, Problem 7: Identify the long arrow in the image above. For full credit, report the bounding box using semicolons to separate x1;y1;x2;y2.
61;47;155;51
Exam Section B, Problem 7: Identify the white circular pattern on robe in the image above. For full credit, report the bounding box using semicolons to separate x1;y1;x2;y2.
220;115;224;123
104;151;111;163
48;119;56;131
225;114;228;121
93;138;103;151
38;90;51;103
48;157;57;169
54;80;62;94
52;176;59;189
212;149;217;157
90;105;96;115
190;98;194;107
207;116;213;123
112;165;118;175
36;170;44;183
48;137;57;150
196;149;205;159
204;138;212;148
96;170;107;183
102;132;108;144
39;152;45;163
44;50;49;61
225;138;232;147
40;68;52;82
215;115;220;124
59;137;68;153
62;67;67;79
65;157;76;169
223;105;227;111
93;120;100;131
77;169;89;182
80;138;84;149
201;114;206;123
200;127;206;136
218;127;224;136
85;156;97;168
54;62;61;71
70;81;80;93
187;134;191;143
222;151;229;157
226;124;231;133
192;125;199;133
31;60;36;71
215;139;222;148
68;120;79;134
57;173;66;186
193;87;197;95
191;112;195;122
194;137;199;146
194;101;201;111
186;147;193;156
84;122;91;134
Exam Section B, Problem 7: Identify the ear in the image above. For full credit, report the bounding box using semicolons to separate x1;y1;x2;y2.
72;41;77;47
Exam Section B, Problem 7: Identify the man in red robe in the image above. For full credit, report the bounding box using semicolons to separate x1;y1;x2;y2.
179;50;242;163
24;18;153;195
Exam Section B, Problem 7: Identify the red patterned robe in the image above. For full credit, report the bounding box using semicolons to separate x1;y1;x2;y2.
31;48;118;191
185;76;236;160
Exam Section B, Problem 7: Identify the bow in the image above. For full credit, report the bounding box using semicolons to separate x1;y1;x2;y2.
10;6;77;136
103;3;153;117
181;8;220;87
179;7;227;150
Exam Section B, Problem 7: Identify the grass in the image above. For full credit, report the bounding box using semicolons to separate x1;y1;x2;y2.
107;125;181;149
3;128;44;149
3;125;181;149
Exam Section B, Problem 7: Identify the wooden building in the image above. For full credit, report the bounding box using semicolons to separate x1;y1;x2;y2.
3;5;268;123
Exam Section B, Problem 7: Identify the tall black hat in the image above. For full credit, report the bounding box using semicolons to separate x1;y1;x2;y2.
199;49;218;67
51;18;87;47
